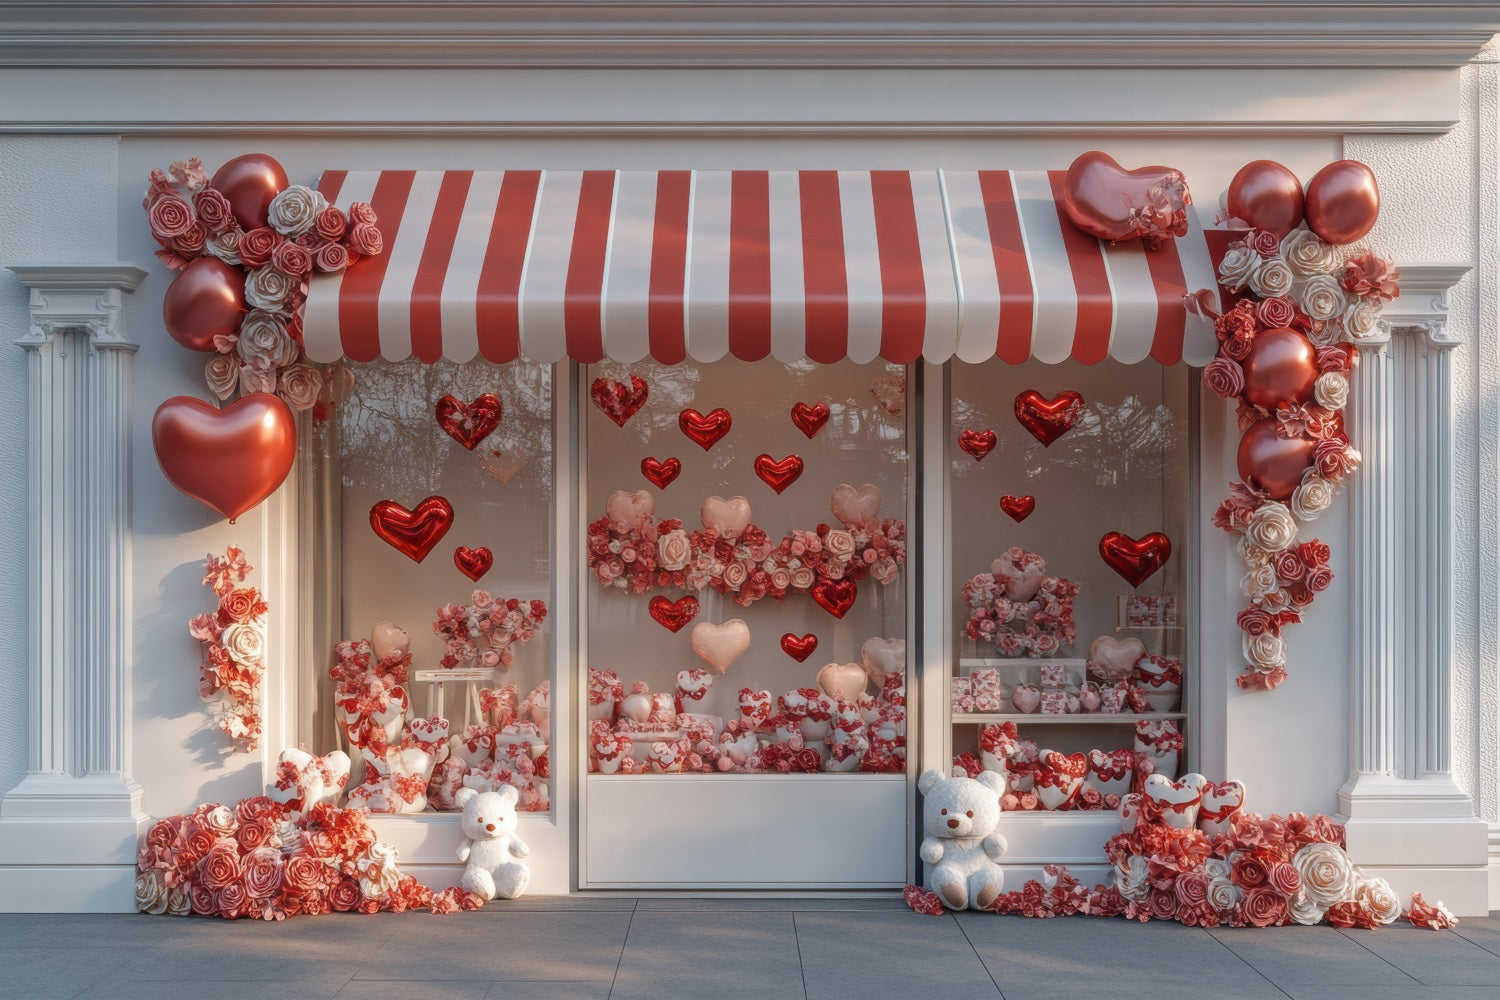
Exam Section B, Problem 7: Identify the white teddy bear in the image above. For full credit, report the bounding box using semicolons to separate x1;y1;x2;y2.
455;785;531;901
918;768;1009;910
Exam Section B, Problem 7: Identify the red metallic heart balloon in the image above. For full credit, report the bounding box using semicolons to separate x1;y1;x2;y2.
754;453;805;494
1226;160;1305;238
1305;160;1380;245
454;545;494;582
1014;389;1085;446
1000;495;1035;522
679;407;732;450
151;392;296;522
1099;531;1173;589
811;578;857;619
780;633;819;662
435;393;503;450
162;257;247;352
369;496;454;562
649;595;700;633
640;456;682;489
1238;418;1317;501
1241;327;1318;410
958;429;997;462
790;401;831;438
210;153;289;232
590;376;649;427
1062;151;1191;248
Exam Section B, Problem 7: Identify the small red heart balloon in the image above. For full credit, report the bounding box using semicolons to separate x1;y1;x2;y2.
780;633;819;662
649;595;700;633
790;401;831;438
370;496;454;562
679;407;732;450
1237;417;1317;501
1304;159;1380;245
1099;531;1173;588
1227;160;1305;238
754;453;805;494
590;375;649;427
811;579;858;619
1062;151;1191;248
1014;390;1085;446
958;429;997;462
1000;495;1036;522
454;545;494;581
210;153;289;231
435;393;503;450
641;456;682;489
152;393;297;522
162;256;247;352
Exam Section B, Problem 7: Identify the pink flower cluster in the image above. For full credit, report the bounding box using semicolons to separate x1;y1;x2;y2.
134;797;478;920
962;550;1079;657
432;591;549;670
188;547;266;750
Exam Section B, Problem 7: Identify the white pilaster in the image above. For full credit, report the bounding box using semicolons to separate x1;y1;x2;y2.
1339;262;1489;914
0;263;150;912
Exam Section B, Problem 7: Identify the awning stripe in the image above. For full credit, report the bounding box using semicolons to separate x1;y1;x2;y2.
305;168;1219;366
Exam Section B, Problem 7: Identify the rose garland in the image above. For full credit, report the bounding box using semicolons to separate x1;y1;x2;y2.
143;157;381;413
432;591;550;669
135;797;484;919
188;547;266;750
1202;227;1396;690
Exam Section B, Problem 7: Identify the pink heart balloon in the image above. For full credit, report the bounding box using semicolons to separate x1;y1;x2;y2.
700;495;752;538
830;483;883;528
370;621;410;662
690;620;751;674
816;662;869;704
860;638;906;685
605;489;655;533
1087;635;1146;683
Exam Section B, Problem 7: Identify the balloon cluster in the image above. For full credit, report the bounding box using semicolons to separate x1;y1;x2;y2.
1226;159;1379;245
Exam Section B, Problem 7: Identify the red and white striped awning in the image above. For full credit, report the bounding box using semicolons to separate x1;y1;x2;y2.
303;169;1221;368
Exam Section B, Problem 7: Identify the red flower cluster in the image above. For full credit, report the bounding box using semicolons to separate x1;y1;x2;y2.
432;591;549;670
189;547;266;750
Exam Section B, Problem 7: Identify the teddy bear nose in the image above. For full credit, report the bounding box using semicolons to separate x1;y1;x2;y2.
947;818;961;829
486;823;496;832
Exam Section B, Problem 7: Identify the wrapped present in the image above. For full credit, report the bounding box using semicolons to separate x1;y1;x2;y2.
1040;690;1070;715
1100;683;1128;714
1122;594;1177;628
1038;663;1068;689
968;667;1002;696
950;676;972;701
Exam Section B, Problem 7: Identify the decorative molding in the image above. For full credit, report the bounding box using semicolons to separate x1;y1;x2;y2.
1377;261;1474;347
1;3;1497;69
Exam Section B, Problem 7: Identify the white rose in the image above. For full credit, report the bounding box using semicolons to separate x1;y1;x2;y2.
134;869;169;914
1300;274;1346;322
244;266;295;312
205;353;241;401
1201;858;1230;881
656;529;691;572
1307;319;1345;348
1217;245;1261;293
237;310;298;369
1291;475;1336;521
1237;535;1272;568
1344;299;1382;340
1356;877;1402;925
1249;258;1294;299
203;804;238;837
1280;228;1338;278
278;365;322;411
221;622;265;666
1258;588;1293;614
1241;564;1278;601
1207;876;1243;914
204;228;243;266
266;184;329;238
1293;842;1358;908
1244;502;1298;553
1288;891;1326;926
1243;631;1286;672
1114;854;1150;903
1313;372;1349;410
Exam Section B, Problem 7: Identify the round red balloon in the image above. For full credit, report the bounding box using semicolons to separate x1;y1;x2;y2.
1238;418;1316;501
152;393;297;522
1241;327;1318;410
210;152;288;231
162;257;247;352
1227;160;1305;238
1304;159;1379;245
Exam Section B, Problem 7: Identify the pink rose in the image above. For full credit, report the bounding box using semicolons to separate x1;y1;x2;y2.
1272;550;1305;584
314;207;348;242
722;561;748;589
1242;885;1288;927
278;365;323;412
148;194;195;241
1203;358;1245;399
1268;862;1300;897
283;855;324;894
242;846;282;898
238;227;282;268
215;879;249;918
349;201;378;225
347;222;384;256
193;188;236;234
769;567;792;590
198;842;241;891
1248;230;1281;258
871;557;899;586
1255;295;1298;329
171;221;208;256
790;567;815;590
1222;335;1253;362
1305;566;1333;593
656;529;691;572
314;241;349;272
272;240;312;279
823;530;856;561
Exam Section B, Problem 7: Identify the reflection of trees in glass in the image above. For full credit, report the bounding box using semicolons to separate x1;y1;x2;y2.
1056;397;1178;486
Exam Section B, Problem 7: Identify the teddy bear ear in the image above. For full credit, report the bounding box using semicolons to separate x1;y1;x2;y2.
975;770;1006;794
918;768;945;795
455;787;478;808
498;784;520;804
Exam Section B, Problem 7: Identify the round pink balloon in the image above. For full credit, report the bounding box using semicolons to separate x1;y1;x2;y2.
1227;160;1305;238
210;152;289;231
1241;327;1318;410
1305;159;1380;245
1238;418;1316;501
162;257;247;352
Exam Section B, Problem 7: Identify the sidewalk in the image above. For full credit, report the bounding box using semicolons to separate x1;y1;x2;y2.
2;898;1497;1000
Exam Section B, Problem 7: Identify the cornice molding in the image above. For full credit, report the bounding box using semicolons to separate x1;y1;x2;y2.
1379;261;1473;349
1;2;1496;69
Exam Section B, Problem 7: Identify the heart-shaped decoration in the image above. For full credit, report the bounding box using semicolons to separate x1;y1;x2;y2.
869;375;905;416
640;456;682;490
590;375;649;427
481;447;528;484
1034;750;1088;809
1198;779;1247;837
690;619;751;674
1087;635;1146;683
830;483;882;528
1099;531;1173;588
454;545;493;582
1010;684;1041;714
1062;150;1191;248
700;495;752;538
679;407;732;450
958;429;997;462
859;637;905;685
606;490;656;533
816;662;869;705
999;495;1035;522
780;633;818;662
1143;772;1205;830
811;578;857;619
435;393;502;450
1085;749;1140;798
648;595;699;633
151;393;298;523
790;401;831;438
370;621;410;662
370;496;454;562
1014;390;1085;446
754;454;805;494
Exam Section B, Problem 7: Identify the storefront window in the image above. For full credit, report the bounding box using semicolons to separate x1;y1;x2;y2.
584;360;909;776
948;360;1191;810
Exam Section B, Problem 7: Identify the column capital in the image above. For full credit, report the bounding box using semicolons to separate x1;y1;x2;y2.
7;263;148;351
1373;261;1472;349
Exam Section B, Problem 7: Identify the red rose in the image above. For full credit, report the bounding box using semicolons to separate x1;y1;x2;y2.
272;240;312;278
171;220;209;256
1255;295;1298;329
1235;607;1278;636
198;842;241;891
282;854;325;894
314;241;349;273
329;877;361;912
1272;549;1305;584
193;188;236;234
1306;567;1334;593
1147;886;1178;921
1286;582;1315;608
1315;343;1357;373
242;846;282;898
218;588;263;624
1175;869;1210;908
314;208;348;242
1249;230;1281;258
1203;358;1246;400
148;194;195;241
236;795;280;824
1299;539;1332;567
1222;335;1253;361
346;222;383;257
1314;439;1358;481
239;227;282;268
236;817;278;853
348;201;378;225
1242;885;1288;927
1268;861;1300;897
1326;900;1378;929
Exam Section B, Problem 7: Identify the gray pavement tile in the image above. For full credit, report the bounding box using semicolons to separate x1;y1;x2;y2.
1340;924;1500;985
1208;923;1418;986
0;946;146;1000
610;911;805;1000
795;912;1000;1000
1006;989;1288;1000
71;982;343;1000
109;922;388;983
1451;914;1500;957
471;896;636;911
485;983;612;1000
1282;988;1500;1000
351;910;629;982
0;912;181;948
635;896;906;911
336;983;492;1000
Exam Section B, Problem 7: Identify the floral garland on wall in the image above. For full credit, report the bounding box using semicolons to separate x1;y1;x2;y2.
189;547;267;749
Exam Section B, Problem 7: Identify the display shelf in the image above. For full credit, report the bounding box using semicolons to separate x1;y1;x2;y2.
953;712;1187;725
958;657;1088;669
1114;625;1186;633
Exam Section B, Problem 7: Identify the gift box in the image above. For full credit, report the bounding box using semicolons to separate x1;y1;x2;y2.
1100;684;1128;714
1040;690;1070;715
950;676;972;701
973;693;1003;713
969;668;1002;696
1038;663;1068;689
1120;594;1178;628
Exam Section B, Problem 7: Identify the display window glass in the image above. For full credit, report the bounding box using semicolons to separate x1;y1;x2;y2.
583;360;910;776
947;360;1191;811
